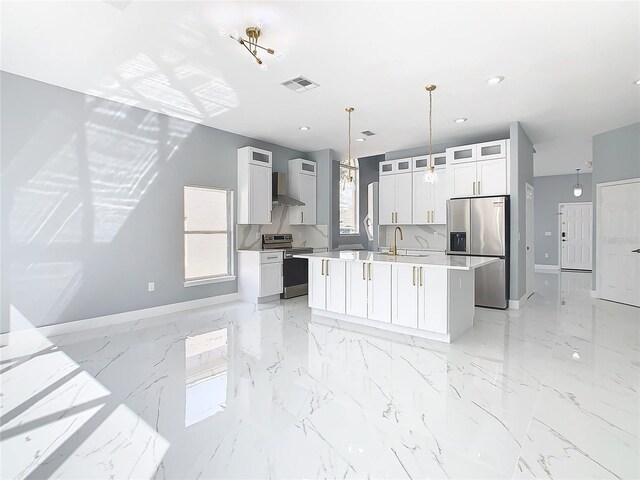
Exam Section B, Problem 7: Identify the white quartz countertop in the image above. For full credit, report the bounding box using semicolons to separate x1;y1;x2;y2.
293;250;498;270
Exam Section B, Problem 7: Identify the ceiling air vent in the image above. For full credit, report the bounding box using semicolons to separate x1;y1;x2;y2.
360;130;376;137
281;76;320;93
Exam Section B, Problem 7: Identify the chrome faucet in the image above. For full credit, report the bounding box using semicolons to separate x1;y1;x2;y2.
390;226;404;256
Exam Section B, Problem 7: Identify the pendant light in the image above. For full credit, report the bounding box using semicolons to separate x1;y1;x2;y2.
423;85;438;183
346;107;355;183
573;168;583;197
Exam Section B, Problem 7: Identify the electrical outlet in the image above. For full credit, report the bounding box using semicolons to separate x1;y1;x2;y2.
545;253;549;258
148;282;155;292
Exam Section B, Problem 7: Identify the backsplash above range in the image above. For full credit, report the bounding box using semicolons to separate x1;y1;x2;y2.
237;206;328;249
379;224;447;251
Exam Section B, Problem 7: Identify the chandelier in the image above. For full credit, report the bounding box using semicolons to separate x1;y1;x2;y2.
228;26;277;68
423;84;438;183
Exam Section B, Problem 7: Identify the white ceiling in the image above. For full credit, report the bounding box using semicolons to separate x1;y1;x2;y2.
2;1;639;176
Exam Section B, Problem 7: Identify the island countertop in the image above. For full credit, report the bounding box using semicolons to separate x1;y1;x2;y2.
293;251;498;270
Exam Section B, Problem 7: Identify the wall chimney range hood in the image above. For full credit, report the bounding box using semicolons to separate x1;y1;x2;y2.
272;172;305;206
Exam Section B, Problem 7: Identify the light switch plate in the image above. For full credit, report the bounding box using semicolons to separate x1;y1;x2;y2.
544;231;552;236
148;282;155;292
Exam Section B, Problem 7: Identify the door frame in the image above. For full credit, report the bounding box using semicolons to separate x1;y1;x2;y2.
595;177;640;299
558;201;593;270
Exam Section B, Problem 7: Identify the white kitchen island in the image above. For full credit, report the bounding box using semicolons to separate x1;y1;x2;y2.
294;251;498;343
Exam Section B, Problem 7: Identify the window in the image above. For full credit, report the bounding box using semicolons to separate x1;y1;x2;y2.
184;186;234;285
339;161;359;235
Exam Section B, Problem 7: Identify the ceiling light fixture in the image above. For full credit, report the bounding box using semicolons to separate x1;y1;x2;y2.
573;168;583;197
229;26;278;67
299;126;310;131
455;118;467;123
635;79;640;85
423;85;438;184
488;76;505;85
355;137;366;142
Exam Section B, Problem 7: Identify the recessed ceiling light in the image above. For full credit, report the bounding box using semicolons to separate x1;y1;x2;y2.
355;137;366;142
454;118;468;123
299;126;310;131
635;79;640;85
487;76;505;85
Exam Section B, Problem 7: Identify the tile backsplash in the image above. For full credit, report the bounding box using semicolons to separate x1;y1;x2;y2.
379;224;446;251
237;205;328;249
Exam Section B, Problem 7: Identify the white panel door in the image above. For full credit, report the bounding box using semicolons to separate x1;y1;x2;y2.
326;260;346;314
433;169;447;224
346;261;368;318
379;175;396;225
395;173;413;224
368;263;392;322
526;183;535;298
412;172;431;225
250;164;272;224
561;203;593;270
308;258;326;310
448;162;476;198
418;267;448;334
259;262;283;297
391;264;418;328
598;180;640;307
476;158;507;196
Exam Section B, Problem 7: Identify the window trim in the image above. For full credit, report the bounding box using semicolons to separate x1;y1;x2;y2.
339;162;360;236
183;185;235;287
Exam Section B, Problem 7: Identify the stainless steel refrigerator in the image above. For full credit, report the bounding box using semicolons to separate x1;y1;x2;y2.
446;196;510;309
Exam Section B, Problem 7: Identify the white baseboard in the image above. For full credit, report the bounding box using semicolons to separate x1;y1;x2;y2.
1;293;240;341
535;264;560;271
509;293;529;310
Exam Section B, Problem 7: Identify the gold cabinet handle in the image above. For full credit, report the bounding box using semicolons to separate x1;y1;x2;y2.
301;211;304;223
419;266;423;286
478;181;481;195
368;263;372;281
412;266;416;286
326;260;329;276
321;259;325;276
362;262;366;280
473;181;476;195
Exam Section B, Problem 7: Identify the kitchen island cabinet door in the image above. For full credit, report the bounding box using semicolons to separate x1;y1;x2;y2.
308;258;326;310
418;267;448;334
368;263;392;323
346;261;368;318
391;264;418;328
325;260;346;314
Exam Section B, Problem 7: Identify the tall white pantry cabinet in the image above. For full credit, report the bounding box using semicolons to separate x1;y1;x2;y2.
237;146;273;224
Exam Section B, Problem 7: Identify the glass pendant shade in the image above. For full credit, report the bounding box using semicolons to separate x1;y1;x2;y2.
423;167;438;183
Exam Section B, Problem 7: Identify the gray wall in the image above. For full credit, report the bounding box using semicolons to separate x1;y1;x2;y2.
306;148;334;236
509;121;535;301
0;72;307;331
533;173;593;266
591;122;640;286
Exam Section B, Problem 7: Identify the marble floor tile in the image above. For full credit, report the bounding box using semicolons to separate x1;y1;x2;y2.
1;271;638;479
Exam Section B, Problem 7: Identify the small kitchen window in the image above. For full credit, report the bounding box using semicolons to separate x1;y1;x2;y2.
339;161;359;235
184;186;235;286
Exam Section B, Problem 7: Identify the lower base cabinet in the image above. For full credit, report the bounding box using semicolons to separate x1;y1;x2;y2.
346;262;392;321
309;258;346;314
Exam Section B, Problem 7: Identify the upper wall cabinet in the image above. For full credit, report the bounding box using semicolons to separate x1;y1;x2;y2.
379;158;413;225
237;147;273;224
288;159;317;225
446;139;510;198
412;155;447;225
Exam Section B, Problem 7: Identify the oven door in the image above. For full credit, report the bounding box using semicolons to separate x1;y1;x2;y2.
282;256;309;299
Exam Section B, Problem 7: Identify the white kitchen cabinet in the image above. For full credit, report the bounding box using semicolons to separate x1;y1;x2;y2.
476;140;507;160
448;162;477;198
238;250;282;302
367;263;392;322
418;267;448;334
379;169;413;225
237;146;272;224
447;144;476;165
288;159;317;225
412;165;447;224
476;158;507;196
259;262;283;297
309;258;346;314
345;262;392;322
391;264;419;328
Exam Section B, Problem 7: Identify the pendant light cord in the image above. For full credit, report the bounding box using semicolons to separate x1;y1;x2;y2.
429;89;433;165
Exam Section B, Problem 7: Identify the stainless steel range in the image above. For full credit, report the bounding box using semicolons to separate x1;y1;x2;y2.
262;234;313;299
